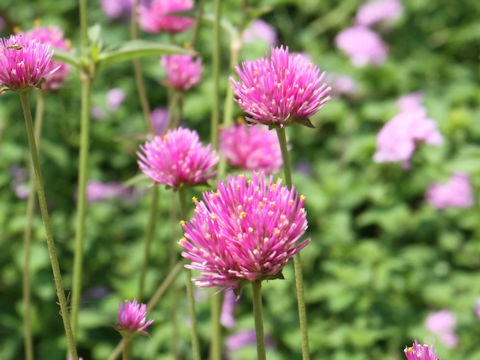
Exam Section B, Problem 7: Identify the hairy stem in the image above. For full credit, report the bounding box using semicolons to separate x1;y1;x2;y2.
19;91;78;359
252;280;266;360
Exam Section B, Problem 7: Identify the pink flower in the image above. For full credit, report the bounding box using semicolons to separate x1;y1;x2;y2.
335;26;388;67
242;19;277;47
116;299;154;337
476;298;480;321
355;0;403;27
137;127;218;189
425;310;458;348
373;107;443;166
404;340;439;360
179;172;310;289
91;106;106;120
24;26;71;91
396;91;424;112
220;290;237;329
0;34;54;92
161;55;202;91
101;0;133;20
106;88;126;111
139;0;194;34
150;107;169;135
230;46;331;128
226;329;275;352
220;123;282;174
325;73;357;97
426;173;474;210
86;180;131;202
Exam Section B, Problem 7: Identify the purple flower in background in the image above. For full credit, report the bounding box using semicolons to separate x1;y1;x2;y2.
139;0;194;34
150;107;169;135
10;165;29;199
475;298;480;321
335;26;388;67
86;181;131;202
68;357;84;360
161;55;203;91
115;299;154;337
426;173;474;210
396;91;424;112
404;340;439;360
91;106;106;120
106;88;126;111
221;290;237;329
325;73;357;97
355;0;403;27
425;310;458;349
242;19;277;47
226;329;275;352
101;0;133;20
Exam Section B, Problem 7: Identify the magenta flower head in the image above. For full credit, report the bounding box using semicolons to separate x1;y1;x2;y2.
161;55;203;91
139;0;194;34
426;173;474;210
230;46;331;128
23;25;71;91
404;340;439;360
0;34;54;93
115;299;153;338
220;123;282;174
179;172;310;290
137;127;219;190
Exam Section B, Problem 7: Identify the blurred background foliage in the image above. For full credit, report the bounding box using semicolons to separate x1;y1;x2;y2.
1;0;480;359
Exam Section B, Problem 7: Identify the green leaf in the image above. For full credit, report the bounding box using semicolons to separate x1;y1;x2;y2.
52;49;80;68
97;40;195;66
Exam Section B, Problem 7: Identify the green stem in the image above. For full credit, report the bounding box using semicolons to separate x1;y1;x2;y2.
23;90;45;360
189;0;205;48
211;0;221;148
79;0;88;47
19;91;78;359
275;127;310;360
122;339;129;360
131;0;154;134
209;292;222;360
71;75;92;335
252;280;266;360
108;262;183;360
138;184;159;300
178;187;201;360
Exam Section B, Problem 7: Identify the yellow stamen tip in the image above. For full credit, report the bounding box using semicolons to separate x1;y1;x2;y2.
179;220;185;226
13;26;21;34
192;196;198;203
240;211;246;219
300;195;306;201
183;42;190;49
34;19;41;26
237;116;245;124
178;237;187;245
211;215;217;220
275;229;280;235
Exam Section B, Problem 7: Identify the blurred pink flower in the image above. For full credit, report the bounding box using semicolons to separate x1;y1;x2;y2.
325;73;357;97
426;173;474;210
425;310;458;349
86;180;131;202
335;26;388;67
220;290;237;329
161;55;203;91
220;123;282;174
139;0;194;34
24;26;71;91
373;107;443;166
396;91;424;112
115;299;153;337
242;19;277;47
137;127;218;189
106;88;126;111
355;0;403;27
226;329;275;352
230;46;331;128
475;298;480;320
404;340;439;360
0;34;54;92
101;0;133;20
91;106;106;120
179;172;310;289
150;107;169;135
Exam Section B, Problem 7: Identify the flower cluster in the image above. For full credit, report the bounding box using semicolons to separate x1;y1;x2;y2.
23;26;71;91
230;46;331;128
139;0;194;34
179;172;310;289
161;55;203;91
220;123;282;174
426;173;473;210
404;340;439;360
0;34;54;92
115;299;153;337
137;127;218;189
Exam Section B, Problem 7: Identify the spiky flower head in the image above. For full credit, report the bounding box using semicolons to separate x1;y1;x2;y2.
179;172;310;290
230;46;331;128
137;127;219;189
404;340;439;360
0;34;54;93
220;122;282;174
23;25;71;91
115;299;153;338
139;0;194;34
161;55;203;91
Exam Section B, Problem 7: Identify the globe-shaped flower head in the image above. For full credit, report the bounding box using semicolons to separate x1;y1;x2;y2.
230;46;331;128
139;0;194;34
404;340;439;360
0;34;54;93
161;55;203;91
137;127;219;189
24;25;71;91
179;172;310;290
115;299;154;337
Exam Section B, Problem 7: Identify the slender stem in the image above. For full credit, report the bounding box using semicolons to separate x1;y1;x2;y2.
138;184;159;300
108;262;183;360
23;90;45;360
209;292;222;360
79;0;88;47
131;0;154;134
122;339;129;360
175;93;184;128
211;0;221;148
252;280;266;360
178;187;201;360
19;91;78;359
71;75;92;335
168;193;179;360
275;127;310;360
189;0;205;49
